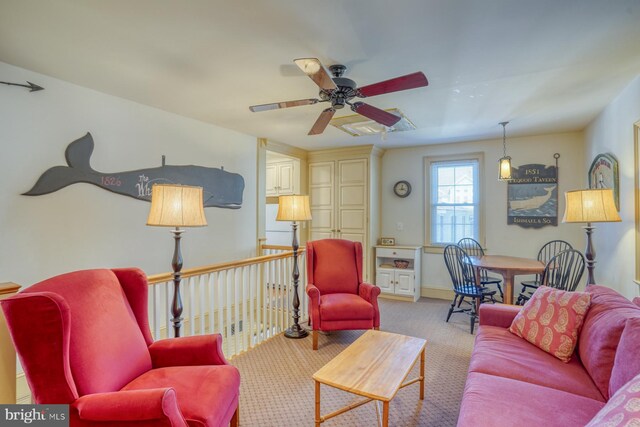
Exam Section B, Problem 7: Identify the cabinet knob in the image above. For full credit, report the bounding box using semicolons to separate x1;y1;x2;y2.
337;229;341;232
392;252;397;255
331;229;336;232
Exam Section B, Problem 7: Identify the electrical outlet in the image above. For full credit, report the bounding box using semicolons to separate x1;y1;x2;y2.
396;222;404;231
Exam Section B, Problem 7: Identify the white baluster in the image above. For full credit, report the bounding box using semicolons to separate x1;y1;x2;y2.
199;274;207;335
223;269;230;355
165;281;171;339
209;273;216;336
249;264;256;347
187;276;195;337
233;268;240;356
242;266;248;351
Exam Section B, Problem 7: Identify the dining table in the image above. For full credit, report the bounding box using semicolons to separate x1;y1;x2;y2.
468;255;545;305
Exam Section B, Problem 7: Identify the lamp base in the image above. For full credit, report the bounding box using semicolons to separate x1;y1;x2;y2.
284;325;309;339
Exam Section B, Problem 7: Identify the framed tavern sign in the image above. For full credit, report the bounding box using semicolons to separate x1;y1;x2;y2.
507;163;558;228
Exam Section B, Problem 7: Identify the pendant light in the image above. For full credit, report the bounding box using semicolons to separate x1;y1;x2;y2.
498;121;512;181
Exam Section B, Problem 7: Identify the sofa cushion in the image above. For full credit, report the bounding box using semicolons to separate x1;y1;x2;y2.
457;372;605;427
509;286;591;362
471;325;604;401
320;293;373;321
579;285;640;400
123;365;240;427
610;317;640;397
585;372;640;427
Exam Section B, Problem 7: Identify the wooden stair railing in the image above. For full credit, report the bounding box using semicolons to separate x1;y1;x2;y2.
146;249;308;359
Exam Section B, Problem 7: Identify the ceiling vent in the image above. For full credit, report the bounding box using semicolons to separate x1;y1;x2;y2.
330;108;416;137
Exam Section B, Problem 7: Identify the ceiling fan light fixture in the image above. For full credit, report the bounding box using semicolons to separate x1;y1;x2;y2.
330;109;416;137
294;58;321;75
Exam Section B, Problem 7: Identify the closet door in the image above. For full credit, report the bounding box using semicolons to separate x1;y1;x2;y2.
309;161;335;241
337;158;367;249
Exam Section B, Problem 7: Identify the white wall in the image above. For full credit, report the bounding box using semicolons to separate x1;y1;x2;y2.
0;61;258;288
380;132;586;294
584;76;640;299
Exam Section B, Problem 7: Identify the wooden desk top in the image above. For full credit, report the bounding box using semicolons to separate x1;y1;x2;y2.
469;255;544;273
313;330;426;402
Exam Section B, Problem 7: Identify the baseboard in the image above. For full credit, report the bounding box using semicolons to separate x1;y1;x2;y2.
420;286;454;301
379;293;416;302
16;373;30;404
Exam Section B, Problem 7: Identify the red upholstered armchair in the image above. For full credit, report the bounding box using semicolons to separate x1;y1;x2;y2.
0;268;239;427
306;239;381;350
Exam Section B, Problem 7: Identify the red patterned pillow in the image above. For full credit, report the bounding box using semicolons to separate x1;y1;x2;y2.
509;286;591;362
585;372;640;426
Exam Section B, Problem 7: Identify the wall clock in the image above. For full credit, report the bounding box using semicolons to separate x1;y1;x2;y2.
588;153;619;211
393;180;412;198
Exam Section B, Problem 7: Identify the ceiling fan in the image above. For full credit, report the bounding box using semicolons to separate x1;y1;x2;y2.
249;58;429;135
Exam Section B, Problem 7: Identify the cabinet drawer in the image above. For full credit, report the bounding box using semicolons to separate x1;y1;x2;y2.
377;248;415;259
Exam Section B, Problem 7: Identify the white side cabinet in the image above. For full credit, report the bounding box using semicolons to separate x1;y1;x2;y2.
375;245;421;302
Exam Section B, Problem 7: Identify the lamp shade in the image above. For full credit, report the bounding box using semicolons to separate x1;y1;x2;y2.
147;184;207;227
498;156;512;180
276;195;312;222
562;189;621;223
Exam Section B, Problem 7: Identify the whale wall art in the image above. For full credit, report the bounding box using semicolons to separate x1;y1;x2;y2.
507;163;558;229
23;133;245;209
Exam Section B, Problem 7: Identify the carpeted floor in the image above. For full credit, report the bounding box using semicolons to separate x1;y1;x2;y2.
229;297;475;426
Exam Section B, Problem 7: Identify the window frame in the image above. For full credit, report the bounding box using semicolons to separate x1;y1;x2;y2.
424;152;485;254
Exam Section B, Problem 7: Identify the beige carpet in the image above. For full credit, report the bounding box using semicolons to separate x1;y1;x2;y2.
229;297;475;426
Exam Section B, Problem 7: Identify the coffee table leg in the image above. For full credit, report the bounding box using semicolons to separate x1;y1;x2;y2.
420;348;425;400
315;380;321;427
382;401;389;427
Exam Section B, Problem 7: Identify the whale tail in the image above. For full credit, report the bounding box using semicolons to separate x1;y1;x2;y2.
23;133;96;195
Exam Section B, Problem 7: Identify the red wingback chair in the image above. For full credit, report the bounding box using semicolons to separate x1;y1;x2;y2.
306;239;381;350
0;268;240;427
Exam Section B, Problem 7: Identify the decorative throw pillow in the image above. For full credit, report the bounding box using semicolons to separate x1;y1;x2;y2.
610;317;640;397
585;372;640;426
509;286;591;362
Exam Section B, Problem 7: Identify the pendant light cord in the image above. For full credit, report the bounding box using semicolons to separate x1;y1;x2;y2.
500;121;509;157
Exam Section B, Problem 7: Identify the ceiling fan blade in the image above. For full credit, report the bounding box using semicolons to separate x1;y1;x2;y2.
249;98;319;112
351;102;401;127
308;108;336;135
357;72;428;98
294;58;337;91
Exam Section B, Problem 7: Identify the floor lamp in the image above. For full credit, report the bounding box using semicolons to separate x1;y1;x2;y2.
276;195;312;339
147;184;207;337
563;188;620;285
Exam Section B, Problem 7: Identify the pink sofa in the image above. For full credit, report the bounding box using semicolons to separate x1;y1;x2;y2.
457;285;640;427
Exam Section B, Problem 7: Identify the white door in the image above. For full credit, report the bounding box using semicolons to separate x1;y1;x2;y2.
337;158;368;270
309;161;335;241
375;270;394;293
395;271;414;296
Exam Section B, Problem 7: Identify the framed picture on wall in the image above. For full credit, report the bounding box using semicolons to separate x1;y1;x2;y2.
589;153;620;211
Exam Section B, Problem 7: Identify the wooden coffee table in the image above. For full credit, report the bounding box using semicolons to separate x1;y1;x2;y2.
313;330;427;427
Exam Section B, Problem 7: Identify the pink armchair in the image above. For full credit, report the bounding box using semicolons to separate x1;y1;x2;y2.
306;239;381;350
0;268;240;427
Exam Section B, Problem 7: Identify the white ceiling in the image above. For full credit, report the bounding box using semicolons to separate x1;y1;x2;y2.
1;0;639;150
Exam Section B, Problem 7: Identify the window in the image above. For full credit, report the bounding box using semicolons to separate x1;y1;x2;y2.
425;153;484;252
